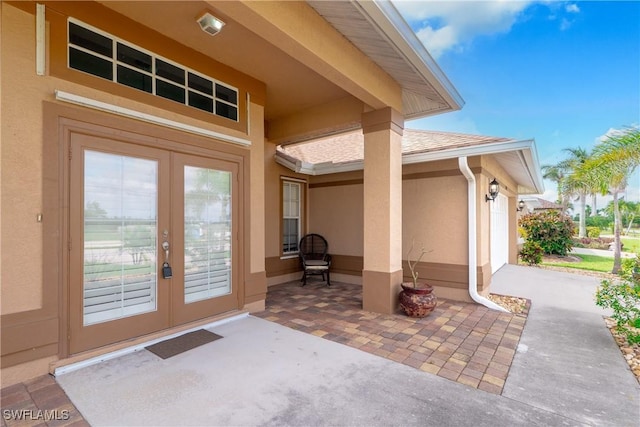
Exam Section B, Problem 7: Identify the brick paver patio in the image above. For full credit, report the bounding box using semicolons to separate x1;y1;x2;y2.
1;375;88;427
254;279;529;395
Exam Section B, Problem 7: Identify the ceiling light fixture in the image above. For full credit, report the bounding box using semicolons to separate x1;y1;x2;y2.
197;12;225;36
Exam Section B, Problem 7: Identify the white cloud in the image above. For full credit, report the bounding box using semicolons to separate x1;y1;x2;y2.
393;0;583;57
595;125;639;144
566;4;580;13
393;0;535;58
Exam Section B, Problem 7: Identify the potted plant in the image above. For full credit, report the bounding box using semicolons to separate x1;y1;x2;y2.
399;241;437;317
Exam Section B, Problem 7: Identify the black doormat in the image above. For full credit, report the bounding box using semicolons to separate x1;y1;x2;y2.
145;329;223;359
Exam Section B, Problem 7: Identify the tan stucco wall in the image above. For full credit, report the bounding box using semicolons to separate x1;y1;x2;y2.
301;160;471;266
249;103;266;274
309;184;364;256
2;4;46;314
402;175;468;265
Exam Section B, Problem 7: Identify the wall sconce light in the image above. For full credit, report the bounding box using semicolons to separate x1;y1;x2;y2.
197;12;225;36
485;178;500;202
517;199;526;211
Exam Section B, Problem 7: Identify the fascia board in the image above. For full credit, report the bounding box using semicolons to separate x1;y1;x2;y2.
276;138;546;193
314;161;364;175
354;0;464;112
274;153;316;175
402;139;536;164
404;139;545;193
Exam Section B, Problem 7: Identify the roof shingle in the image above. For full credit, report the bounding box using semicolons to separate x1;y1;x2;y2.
278;129;514;165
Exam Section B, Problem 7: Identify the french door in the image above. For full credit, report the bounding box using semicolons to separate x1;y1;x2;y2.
68;132;239;354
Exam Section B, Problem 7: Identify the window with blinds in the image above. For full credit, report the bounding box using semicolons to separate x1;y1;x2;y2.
183;166;232;303
83;151;158;326
282;181;301;254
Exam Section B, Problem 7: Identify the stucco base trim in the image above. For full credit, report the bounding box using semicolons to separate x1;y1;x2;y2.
244;271;267;306
330;273;362;285
265;256;300;278
267;272;302;287
243;300;266;313
362;269;403;314
1;356;59;389
432;286;475;303
1;316;59;369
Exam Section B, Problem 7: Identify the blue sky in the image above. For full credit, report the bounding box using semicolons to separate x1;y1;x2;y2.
393;0;640;205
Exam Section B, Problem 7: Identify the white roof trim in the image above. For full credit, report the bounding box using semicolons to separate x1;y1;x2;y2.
275;138;545;193
355;0;464;113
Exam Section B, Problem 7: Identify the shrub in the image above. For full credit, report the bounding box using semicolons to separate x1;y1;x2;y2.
572;237;614;250
596;256;640;344
519;240;543;265
586;227;601;238
518;210;575;255
586;215;612;229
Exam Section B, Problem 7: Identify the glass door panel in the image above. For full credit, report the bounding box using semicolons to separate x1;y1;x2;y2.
83;150;158;325
171;153;239;325
183;166;232;303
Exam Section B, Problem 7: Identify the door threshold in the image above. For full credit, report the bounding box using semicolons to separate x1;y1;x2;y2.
52;311;248;376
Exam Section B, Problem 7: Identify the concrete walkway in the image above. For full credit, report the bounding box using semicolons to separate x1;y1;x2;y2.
492;265;639;426
571;247;636;258
52;265;638;426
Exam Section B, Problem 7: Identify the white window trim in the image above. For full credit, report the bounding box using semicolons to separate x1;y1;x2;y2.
55;90;251;146
282;180;302;256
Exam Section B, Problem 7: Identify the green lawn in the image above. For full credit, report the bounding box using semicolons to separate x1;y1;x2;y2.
542;254;613;273
622;237;640;254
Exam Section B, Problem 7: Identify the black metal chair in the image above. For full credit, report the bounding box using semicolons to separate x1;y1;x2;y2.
299;233;331;287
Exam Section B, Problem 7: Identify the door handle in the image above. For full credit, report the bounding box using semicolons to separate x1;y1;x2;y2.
162;241;169;262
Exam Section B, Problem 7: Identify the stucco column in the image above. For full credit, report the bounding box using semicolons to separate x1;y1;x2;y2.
362;107;404;314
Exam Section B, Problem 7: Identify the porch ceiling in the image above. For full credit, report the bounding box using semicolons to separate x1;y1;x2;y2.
94;1;462;142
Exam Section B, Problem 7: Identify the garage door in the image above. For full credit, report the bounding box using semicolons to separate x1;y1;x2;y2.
490;194;509;273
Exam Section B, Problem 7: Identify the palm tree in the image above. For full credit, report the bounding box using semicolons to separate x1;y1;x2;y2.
619;200;640;235
541;164;568;208
578;127;640;273
559;147;592;238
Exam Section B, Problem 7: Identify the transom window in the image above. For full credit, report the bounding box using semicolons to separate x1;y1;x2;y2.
67;19;239;122
282;181;301;255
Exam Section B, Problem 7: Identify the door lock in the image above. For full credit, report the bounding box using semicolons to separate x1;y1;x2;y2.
162;262;173;279
161;241;172;279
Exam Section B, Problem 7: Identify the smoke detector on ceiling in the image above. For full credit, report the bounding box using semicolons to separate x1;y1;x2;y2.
197;12;225;36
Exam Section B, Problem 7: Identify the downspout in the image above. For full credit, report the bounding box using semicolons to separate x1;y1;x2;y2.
458;157;509;312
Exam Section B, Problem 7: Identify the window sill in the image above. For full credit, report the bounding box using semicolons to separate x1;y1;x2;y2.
280;254;299;260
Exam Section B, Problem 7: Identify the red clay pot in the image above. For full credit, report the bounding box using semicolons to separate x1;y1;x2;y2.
399;283;437;318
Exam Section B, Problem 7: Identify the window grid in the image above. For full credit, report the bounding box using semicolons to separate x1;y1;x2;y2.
67;18;239;121
282;181;301;255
